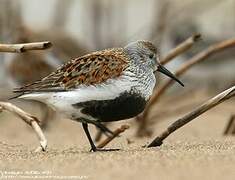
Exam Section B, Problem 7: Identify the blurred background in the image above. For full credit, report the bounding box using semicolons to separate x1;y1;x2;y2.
0;0;235;140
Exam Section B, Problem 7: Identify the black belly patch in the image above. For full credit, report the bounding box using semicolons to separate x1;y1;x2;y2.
72;92;147;122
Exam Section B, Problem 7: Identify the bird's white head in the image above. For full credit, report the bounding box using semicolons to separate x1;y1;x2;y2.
124;40;184;87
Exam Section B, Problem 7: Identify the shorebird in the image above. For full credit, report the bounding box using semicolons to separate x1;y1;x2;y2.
13;40;184;151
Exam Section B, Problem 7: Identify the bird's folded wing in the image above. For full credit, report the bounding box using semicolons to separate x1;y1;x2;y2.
13;48;129;93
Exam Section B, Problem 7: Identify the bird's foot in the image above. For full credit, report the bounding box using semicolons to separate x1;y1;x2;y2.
89;147;120;152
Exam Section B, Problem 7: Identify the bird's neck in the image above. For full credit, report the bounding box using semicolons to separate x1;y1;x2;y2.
123;68;156;100
123;47;156;100
136;71;156;100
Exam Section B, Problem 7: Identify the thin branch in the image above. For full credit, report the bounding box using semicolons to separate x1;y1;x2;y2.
0;41;52;53
136;38;235;137
0;102;47;151
97;125;129;148
223;114;235;135
147;86;235;147
148;38;235;117
161;34;201;65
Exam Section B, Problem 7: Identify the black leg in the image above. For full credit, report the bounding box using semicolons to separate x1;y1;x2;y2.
82;123;97;151
95;126;104;142
81;118;114;137
93;122;114;137
82;122;120;152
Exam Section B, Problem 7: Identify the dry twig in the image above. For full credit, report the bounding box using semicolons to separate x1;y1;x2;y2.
97;125;129;148
137;37;235;137
0;41;52;53
0;102;47;151
147;85;235;147
161;34;201;65
223;114;235;135
0;40;50;151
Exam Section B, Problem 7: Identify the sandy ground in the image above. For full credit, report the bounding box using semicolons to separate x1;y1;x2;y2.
0;89;235;180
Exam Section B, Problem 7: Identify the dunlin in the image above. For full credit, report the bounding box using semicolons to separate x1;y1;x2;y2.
13;40;184;151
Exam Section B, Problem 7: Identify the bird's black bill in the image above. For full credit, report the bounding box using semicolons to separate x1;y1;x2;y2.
157;65;184;87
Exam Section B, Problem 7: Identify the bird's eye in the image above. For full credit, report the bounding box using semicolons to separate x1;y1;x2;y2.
149;54;154;59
